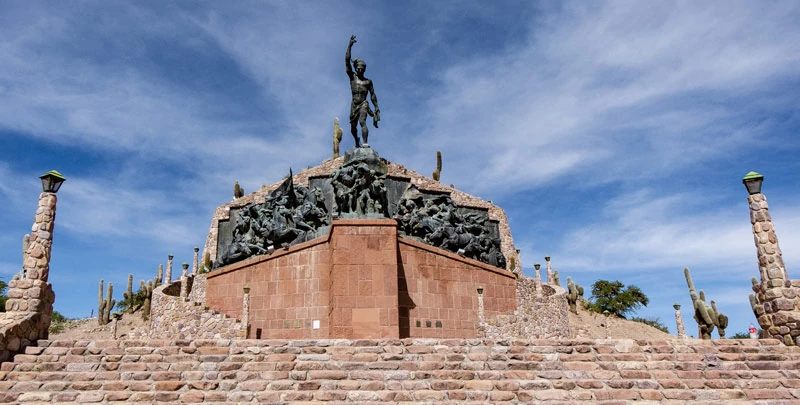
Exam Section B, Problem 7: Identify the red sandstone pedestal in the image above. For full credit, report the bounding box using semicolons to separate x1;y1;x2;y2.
205;219;516;339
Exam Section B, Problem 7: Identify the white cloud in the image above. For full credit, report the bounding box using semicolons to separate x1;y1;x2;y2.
415;2;800;195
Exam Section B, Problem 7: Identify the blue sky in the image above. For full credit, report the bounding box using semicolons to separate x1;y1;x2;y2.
1;2;799;337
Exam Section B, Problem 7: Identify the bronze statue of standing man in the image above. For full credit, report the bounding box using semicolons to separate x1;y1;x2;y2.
346;35;380;148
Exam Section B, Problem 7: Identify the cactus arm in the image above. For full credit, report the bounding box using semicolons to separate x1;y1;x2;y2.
749;293;759;315
684;267;697;295
156;264;163;286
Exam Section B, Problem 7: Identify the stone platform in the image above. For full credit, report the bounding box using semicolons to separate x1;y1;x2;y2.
1;337;799;403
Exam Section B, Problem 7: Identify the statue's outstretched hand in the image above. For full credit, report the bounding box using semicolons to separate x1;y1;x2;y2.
349;35;357;46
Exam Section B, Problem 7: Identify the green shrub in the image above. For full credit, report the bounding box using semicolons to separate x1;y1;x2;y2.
0;277;7;312
630;316;669;333
49;311;70;334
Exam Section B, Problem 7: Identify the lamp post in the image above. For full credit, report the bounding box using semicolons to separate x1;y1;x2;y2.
545;256;553;284
476;286;485;323
4;171;64;342
241;285;251;338
743;172;788;285
743;171;800;345
673;303;686;339
21;171;66;283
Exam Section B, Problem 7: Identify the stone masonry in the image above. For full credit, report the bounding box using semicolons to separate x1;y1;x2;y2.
748;192;800;345
1;337;799;403
481;275;571;339
1;192;58;362
147;275;241;341
203;219;517;340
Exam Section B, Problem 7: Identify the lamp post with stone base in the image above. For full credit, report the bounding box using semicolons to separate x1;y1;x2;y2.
4;171;66;339
673;303;686;339
744;171;800;346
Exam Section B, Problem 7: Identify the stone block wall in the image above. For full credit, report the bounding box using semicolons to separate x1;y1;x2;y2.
205;237;333;340
204;219;517;340
147;276;240;340
398;238;517;339
2;337;799;403
481;275;570;339
0;313;48;363
329;220;400;339
4;279;55;315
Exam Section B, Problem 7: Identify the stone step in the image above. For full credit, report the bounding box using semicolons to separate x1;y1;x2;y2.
1;338;799;403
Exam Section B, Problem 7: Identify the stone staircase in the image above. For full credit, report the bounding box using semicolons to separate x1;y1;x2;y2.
2;337;799;403
135;302;243;340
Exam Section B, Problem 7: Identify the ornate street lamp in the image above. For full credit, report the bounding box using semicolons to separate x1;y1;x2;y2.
742;171;764;195
40;170;66;193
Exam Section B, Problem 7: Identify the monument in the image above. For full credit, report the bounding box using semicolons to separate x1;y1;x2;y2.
189;36;568;341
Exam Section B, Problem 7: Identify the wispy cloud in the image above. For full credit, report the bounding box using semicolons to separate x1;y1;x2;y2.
416;2;800;195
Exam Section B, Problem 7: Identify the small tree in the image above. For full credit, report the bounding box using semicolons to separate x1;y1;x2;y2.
587;279;649;318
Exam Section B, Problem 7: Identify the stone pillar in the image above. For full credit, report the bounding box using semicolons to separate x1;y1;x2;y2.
477;286;485;323
749;193;788;283
165;254;174;283
192;247;199;275
673;304;686;339
5;192;57;318
533;264;543;297
240;286;251;338
180;263;189;299
545;256;553;285
746;178;800;346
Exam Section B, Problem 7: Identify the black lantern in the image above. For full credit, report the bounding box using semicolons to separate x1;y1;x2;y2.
40;170;66;193
742;171;764;195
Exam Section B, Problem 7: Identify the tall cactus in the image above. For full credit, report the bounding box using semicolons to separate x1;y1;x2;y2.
233;181;244;199
97;279;115;326
749;277;762;321
140;264;163;320
684;267;716;339
567;277;584;314
432;150;442;181
140;280;154;320
333;117;343;158
553;270;561;287
201;251;212;274
156;264;163;285
122;273;134;313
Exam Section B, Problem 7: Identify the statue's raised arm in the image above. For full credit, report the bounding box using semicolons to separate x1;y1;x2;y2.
346;35;356;79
